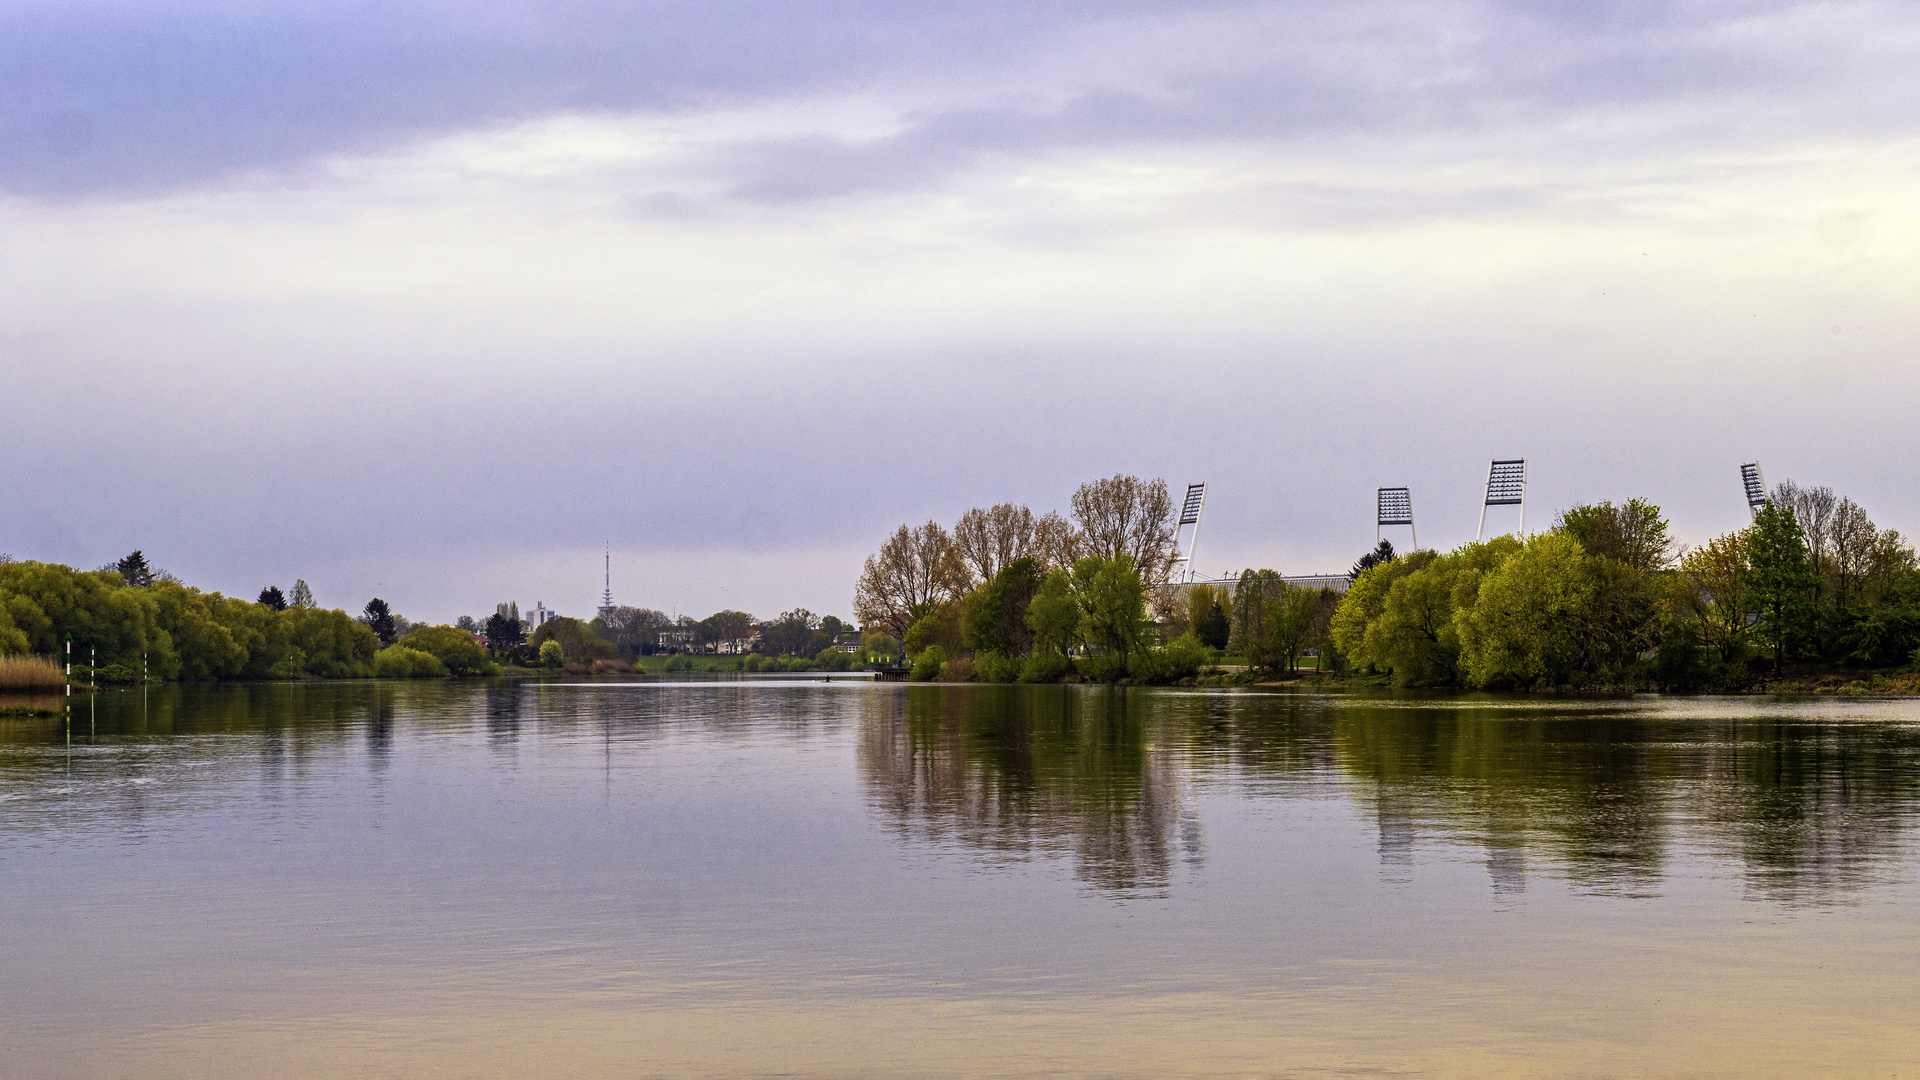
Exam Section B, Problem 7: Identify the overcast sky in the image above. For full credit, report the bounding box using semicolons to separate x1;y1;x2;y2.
3;0;1916;623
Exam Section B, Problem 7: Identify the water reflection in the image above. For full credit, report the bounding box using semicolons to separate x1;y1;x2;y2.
855;688;1920;903
2;684;1918;907
859;685;1185;897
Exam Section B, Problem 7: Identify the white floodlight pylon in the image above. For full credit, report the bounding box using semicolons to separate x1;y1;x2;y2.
1740;462;1768;520
1170;482;1207;583
1376;487;1416;550
1475;458;1527;542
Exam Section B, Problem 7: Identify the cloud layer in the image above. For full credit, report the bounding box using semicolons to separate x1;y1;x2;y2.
3;1;1918;621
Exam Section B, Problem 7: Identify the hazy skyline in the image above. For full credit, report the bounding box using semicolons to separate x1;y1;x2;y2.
4;0;1916;623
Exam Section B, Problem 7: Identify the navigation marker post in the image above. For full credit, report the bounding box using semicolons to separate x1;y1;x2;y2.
1475;459;1528;542
1377;487;1416;550
1740;462;1768;520
1170;483;1208;583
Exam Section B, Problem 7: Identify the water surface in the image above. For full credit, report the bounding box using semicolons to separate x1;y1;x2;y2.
4;682;1919;1076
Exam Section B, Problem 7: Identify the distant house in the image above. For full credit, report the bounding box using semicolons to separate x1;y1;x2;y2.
715;631;758;655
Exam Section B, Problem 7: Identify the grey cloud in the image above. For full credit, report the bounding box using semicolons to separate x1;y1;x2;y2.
0;0;1232;196
692;2;1920;206
7;1;1918;198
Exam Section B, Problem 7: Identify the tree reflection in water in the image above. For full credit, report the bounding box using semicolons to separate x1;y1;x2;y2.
859;685;1184;897
859;688;1920;904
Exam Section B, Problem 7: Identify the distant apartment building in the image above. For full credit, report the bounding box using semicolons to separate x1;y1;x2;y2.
530;601;558;627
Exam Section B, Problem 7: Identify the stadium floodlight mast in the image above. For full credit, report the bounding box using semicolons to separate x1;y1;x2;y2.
1169;482;1208;583
1740;462;1768;520
1475;458;1528;542
1376;487;1416;550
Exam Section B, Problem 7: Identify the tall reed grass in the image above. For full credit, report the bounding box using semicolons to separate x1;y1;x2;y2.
0;654;66;691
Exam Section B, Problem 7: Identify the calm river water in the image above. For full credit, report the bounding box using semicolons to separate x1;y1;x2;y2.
4;680;1919;1077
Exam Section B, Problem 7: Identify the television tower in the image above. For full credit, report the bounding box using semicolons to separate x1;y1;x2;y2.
598;542;615;618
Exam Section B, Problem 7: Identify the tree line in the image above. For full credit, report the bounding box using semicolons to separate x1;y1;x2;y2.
1333;482;1920;689
850;474;1336;683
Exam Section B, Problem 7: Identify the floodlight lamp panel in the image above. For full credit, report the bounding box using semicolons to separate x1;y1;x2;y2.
1179;483;1207;526
1377;487;1413;526
1740;462;1768;509
1484;458;1527;506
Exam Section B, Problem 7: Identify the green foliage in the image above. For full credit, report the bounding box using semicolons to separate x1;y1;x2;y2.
1191;585;1231;650
360;598;396;646
1230;570;1340;675
1070;554;1146;660
115;551;155;588
485;610;527;652
374;644;448;678
973;651;1025;682
1350;539;1396;581
397;625;492;675
1130;634;1208;684
257;585;287;611
1329;553;1424;672
529;617;617;661
814;647;858;672
1456;532;1597;689
904;604;962;658
1747;502;1819;671
759;608;818;655
538;639;565;667
1555;498;1674;572
910;645;948;681
1076;653;1130;682
961;556;1042;657
1019;652;1075;683
861;629;902;663
664;654;694;672
1025;569;1081;658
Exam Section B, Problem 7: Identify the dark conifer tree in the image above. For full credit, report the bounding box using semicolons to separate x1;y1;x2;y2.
361;598;397;646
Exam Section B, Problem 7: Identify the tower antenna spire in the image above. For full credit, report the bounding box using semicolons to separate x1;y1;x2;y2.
599;542;614;617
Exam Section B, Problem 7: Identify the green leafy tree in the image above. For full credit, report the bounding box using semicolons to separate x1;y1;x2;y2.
1555;498;1674;572
759;609;818;655
395;624;491;675
375;644;448;678
1071;554;1146;661
1329;551;1429;672
961;556;1043;658
1674;530;1750;662
903;603;963;658
529;617;617;660
1455;532;1596;688
257;585;287;611
1746;502;1818;672
538;639;565;667
1025;568;1081;659
1188;584;1231;650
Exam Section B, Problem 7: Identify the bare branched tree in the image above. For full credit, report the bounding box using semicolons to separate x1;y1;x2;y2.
1030;510;1085;573
1829;498;1880;607
854;521;970;636
1771;479;1837;581
1070;475;1178;585
953;503;1035;583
